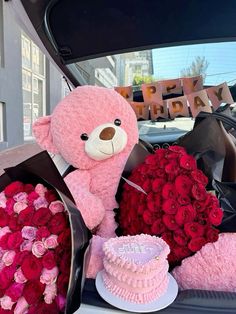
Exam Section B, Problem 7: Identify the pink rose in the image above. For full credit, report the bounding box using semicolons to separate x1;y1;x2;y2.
21;226;37;241
43;283;57;304
0;295;15;310
13;192;28;203
49;201;65;215
44;235;58;249
32;241;46;258
40;266;59;285
2;250;16;266
0;192;7;208
14;296;29;314
14;268;27;283
33;197;49;210
14;202;27;214
20;240;33;252
0;226;11;240
35;184;48;197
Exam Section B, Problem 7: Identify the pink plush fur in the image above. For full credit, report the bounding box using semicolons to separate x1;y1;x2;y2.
172;233;236;292
33;86;139;277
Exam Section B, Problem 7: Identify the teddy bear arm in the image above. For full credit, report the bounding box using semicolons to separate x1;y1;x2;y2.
64;170;105;231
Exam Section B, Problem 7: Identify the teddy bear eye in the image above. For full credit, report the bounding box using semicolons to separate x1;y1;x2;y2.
114;119;121;126
80;133;89;141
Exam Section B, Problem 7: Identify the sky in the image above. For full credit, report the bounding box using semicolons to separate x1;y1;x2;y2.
152;42;236;86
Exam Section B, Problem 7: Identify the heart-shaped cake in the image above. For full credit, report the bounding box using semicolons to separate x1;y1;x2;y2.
102;234;170;304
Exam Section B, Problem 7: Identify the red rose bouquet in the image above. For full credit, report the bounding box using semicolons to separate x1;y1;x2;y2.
119;146;223;266
0;181;71;313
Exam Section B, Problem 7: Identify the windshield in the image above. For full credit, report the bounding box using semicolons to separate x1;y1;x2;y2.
74;42;236;89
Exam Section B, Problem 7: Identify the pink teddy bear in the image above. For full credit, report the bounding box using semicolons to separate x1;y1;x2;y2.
33;85;138;277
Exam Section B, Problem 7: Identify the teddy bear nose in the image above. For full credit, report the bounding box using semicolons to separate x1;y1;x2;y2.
99;127;116;140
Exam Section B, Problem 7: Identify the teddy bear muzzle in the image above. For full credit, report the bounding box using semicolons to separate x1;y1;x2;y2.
85;123;128;161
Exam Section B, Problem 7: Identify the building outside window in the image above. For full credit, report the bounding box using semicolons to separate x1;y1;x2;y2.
21;33;45;140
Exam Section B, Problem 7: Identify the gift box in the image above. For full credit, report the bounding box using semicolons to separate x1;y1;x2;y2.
0;151;91;314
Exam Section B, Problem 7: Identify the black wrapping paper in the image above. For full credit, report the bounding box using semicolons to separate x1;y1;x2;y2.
178;112;236;185
213;180;236;232
0;151;91;314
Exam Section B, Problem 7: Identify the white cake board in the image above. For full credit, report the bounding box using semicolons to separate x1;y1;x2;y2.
95;271;178;313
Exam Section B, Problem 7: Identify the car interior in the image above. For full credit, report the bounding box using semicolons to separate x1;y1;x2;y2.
5;0;236;313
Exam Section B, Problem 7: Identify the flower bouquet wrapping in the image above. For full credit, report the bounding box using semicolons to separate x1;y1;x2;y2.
115;143;223;267
0;151;91;314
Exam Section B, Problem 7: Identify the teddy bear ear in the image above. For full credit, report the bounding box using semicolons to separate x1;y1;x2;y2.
33;116;59;154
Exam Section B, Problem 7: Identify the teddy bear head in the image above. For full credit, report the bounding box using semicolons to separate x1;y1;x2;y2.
33;86;139;169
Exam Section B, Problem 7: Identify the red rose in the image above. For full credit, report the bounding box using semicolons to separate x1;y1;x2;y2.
172;245;192;260
175;175;193;196
169;145;186;154
55;246;65;264
163;199;178;214
6;282;24;302
152;178;165;193
177;195;191;205
23;280;45;304
163;214;179;231
57;273;69;296
24;183;34;193
151;219;166;235
165;162;179;176
0;209;9;227
188;237;206;252
142;210;153;225
191;169;208;186
0;265;16;289
142;179;152;193
208;207;223;226
173;229;188;246
4;181;24;197
179;154;197;170
206;227;219;242
184;222;204;238
145;154;158;166
42;251;57;270
58;229;71;249
45;190;58;203
196;213;210;227
48;212;68;234
27;191;39;205
161;232;176;248
21;254;43;280
7;231;23;249
0;233;11;250
162;183;176;199
14;251;30;265
8;215;21;231
32;207;52;226
36;226;50;240
59;251;71;275
175;205;196;226
18;206;34;225
5;198;15;215
193;199;209;213
192;183;207;201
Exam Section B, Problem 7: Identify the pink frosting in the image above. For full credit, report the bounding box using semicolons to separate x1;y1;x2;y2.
102;270;169;304
102;234;170;303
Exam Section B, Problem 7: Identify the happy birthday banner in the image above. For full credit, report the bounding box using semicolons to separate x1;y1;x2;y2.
114;76;234;120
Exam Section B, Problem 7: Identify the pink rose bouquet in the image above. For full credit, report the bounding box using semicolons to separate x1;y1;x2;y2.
0;181;72;313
